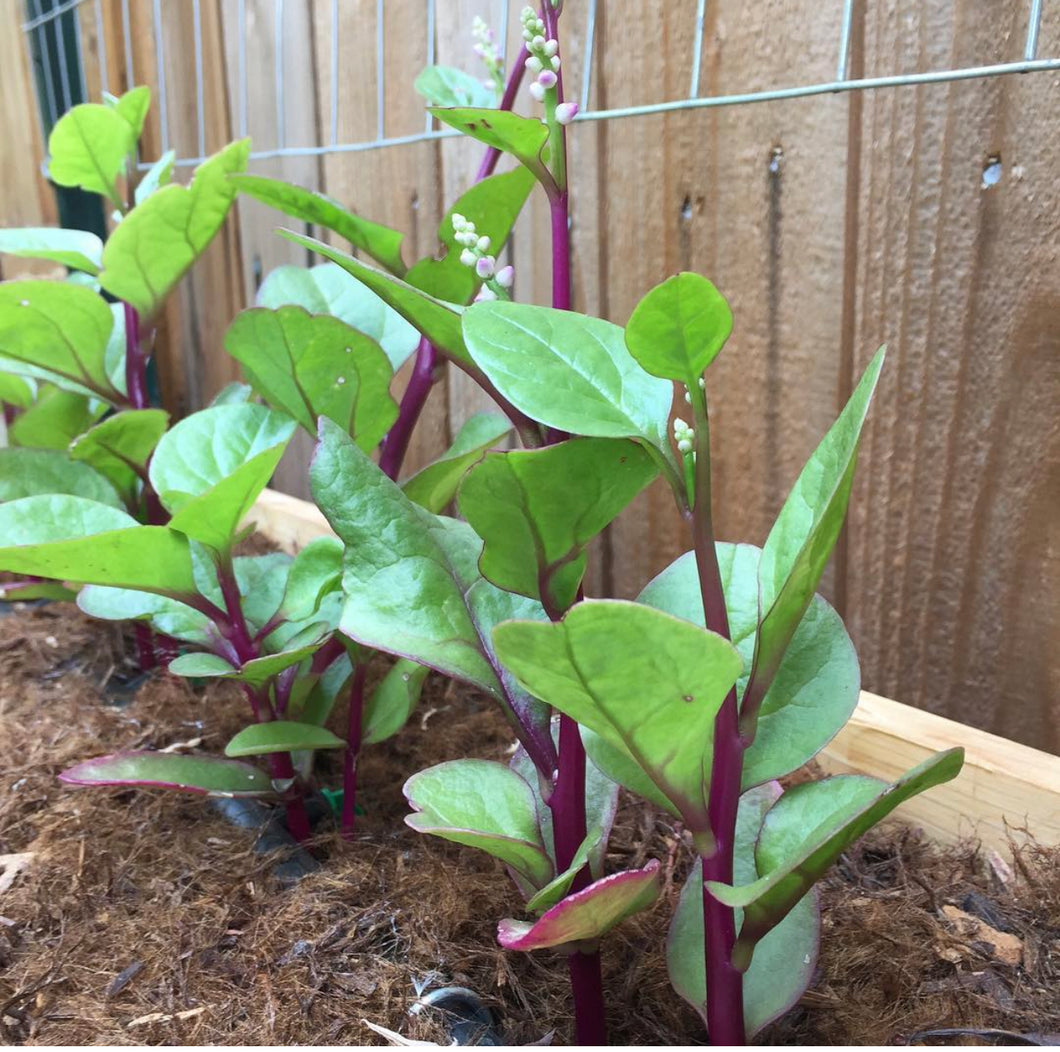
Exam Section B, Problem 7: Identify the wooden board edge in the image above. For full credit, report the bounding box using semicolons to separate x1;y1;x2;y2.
247;488;1060;853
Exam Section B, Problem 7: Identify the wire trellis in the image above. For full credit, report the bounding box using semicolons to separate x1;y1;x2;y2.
21;0;1060;170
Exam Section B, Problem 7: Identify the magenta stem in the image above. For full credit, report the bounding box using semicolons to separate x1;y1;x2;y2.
340;661;367;839
133;622;156;671
379;337;436;481
123;302;150;411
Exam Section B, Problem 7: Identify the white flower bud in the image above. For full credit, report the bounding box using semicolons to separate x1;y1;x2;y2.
543;39;559;57
532;34;546;49
460;248;477;267
475;256;495;279
529;81;546;102
526;56;543;74
677;438;694;454
522;28;534;41
698;377;706;389
555;101;578;124
475;285;498;302
537;70;557;89
476;235;491;252
684;390;692;403
551;56;561;71
496;265;515;288
452;213;467;231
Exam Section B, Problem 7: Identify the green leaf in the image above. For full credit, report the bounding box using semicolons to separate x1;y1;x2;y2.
257;262;420;371
7;386;103;448
134;149;176;205
78;585;212;645
405;167;536;303
0;447;123;508
0;580;77;602
0;373;34;408
225;721;345;757
224;306;397;447
363;659;429;746
150;404;295;551
280;536;343;622
414;66;498;108
524;832;600;914
493;600;744;837
0;495;195;594
744;349;885;734
100;139;250;317
109;85;152;138
624;272;732;384
460;437;657;613
707;750;964;964
169;627;326;687
311;419;556;773
59;751;272;796
232;174;406;276
430;108;550;184
47;102;136;206
404;759;553;888
498;861;662;951
0;280;121;401
462;301;674;457
69;408;169;504
638;543;860;789
667;783;819;1036
235;552;293;632
402;412;511;513
280;231;471;368
0;228;103;275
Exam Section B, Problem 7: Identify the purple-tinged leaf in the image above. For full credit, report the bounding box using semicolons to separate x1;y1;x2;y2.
59;751;273;796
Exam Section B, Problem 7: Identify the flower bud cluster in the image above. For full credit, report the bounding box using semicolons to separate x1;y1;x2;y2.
452;212;514;302
521;7;562;104
472;16;504;92
682;376;707;403
673;417;696;455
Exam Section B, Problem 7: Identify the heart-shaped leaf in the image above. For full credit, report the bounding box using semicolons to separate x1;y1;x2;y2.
498;860;661;951
625;272;733;384
743;349;885;734
706;749;964;964
256;262;419;371
638;543;860;789
311;419;556;775
0;447;123;508
404;759;553;888
224;721;345;757
232;174;406;276
667;782;820;1036
47;103;137;206
414;66;498;108
0;281;121;402
462;301;674;460
69;408;169;504
224;306;396;447
101;139;250;317
0;228;103;275
59;751;272;796
430;108;551;184
0;495;195;595
280;231;471;368
402;412;512;513
493;600;744;839
460;437;657;613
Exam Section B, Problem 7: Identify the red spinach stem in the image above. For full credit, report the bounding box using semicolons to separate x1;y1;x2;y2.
123;302;150;411
340;661;367;839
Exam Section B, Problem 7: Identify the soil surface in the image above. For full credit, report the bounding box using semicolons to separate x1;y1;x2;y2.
1;601;1058;1046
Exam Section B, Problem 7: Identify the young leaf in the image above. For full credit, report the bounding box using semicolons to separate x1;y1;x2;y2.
743;349;885;735
0;447;123;508
232;175;406;275
402;411;512;513
405;167;536;303
257;262;419;371
667;783;820;1036
169;627;326;687
430;108;551;185
47;102;137;206
524;832;600;914
0;495;196;594
493;600;744;837
69;408;169;503
311;419;556;774
100;139;250;317
108;85;152;138
638;543;860;789
363;659;430;746
0;228;104;275
280;536;344;622
404;759;553;888
224;306;397;447
624;272;733;384
280;231;472;368
498;860;662;951
224;721;345;757
7;386;103;449
0;281;122;401
78;585;213;645
60;751;273;796
706;750;964;964
414;66;498;108
134;149;176;205
459;438;657;613
462;301;675;459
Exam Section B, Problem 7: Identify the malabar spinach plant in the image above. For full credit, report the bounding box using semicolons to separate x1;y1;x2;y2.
299;3;965;1044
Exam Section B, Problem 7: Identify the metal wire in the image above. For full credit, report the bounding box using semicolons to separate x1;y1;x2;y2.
19;0;1060;170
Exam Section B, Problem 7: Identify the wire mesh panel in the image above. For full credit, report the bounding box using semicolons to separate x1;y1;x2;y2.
19;0;1060;168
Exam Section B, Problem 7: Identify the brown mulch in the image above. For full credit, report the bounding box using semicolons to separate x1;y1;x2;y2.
0;601;1058;1046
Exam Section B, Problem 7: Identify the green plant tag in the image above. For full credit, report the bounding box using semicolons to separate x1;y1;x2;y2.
224;721;345;757
0;228;103;275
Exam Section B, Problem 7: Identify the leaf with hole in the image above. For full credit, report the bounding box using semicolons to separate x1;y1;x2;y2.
59;751;273;796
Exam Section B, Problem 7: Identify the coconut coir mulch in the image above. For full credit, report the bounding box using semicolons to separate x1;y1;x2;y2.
1;601;1058;1046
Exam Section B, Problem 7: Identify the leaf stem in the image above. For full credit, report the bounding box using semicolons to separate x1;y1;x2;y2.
689;386;746;1045
123;302;150;411
340;661;367;840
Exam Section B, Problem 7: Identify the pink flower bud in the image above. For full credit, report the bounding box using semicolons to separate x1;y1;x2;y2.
496;265;515;288
475;256;495;279
537;70;557;89
555;101;578;125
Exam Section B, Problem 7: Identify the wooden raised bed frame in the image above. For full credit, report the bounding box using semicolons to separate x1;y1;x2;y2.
249;489;1060;854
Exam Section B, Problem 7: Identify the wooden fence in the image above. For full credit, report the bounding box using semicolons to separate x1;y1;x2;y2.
1;0;1057;753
